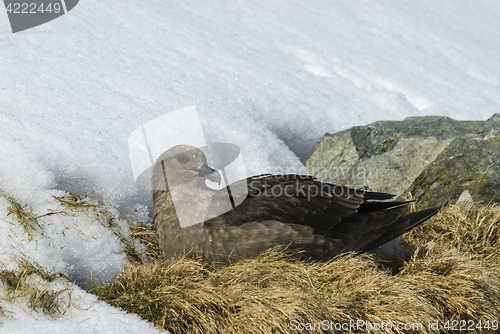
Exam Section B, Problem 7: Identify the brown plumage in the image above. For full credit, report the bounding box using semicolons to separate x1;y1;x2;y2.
152;145;438;263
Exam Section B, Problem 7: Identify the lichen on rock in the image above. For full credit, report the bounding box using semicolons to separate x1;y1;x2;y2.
306;114;500;207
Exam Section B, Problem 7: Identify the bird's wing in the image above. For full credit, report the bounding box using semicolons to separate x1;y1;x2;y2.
200;174;440;261
205;174;390;235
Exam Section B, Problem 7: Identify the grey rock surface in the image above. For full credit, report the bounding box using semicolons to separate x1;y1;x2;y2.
305;113;500;207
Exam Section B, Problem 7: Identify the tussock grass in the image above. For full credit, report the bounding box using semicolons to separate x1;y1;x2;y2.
406;203;500;264
53;193;98;210
4;196;45;239
0;259;72;318
16;258;69;282
3;195;61;240
27;287;68;317
129;224;163;261
0;193;139;318
53;193;143;263
91;203;500;334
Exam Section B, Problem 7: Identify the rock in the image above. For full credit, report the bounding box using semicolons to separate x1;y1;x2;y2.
488;113;500;122
305;114;500;207
456;190;474;207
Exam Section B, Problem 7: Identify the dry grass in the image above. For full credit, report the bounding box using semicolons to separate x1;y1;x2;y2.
0;258;72;318
54;193;144;263
0;193;138;318
4;196;45;240
129;224;163;261
406;204;500;265
91;203;500;333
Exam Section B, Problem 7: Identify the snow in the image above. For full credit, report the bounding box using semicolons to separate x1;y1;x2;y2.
0;278;162;334
1;0;499;332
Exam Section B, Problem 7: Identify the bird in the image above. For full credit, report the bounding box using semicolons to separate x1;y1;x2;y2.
152;144;438;263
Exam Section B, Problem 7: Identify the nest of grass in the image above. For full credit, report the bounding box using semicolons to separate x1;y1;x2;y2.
91;203;500;334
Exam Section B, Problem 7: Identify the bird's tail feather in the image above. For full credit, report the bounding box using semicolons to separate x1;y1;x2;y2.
361;191;396;200
357;200;414;212
405;208;440;231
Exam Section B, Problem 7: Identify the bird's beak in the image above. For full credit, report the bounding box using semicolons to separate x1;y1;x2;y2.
197;163;221;185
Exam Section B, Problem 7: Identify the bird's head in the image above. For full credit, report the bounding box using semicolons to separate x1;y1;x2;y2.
152;145;221;189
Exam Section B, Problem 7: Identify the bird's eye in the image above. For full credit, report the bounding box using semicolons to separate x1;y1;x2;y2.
177;155;188;164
